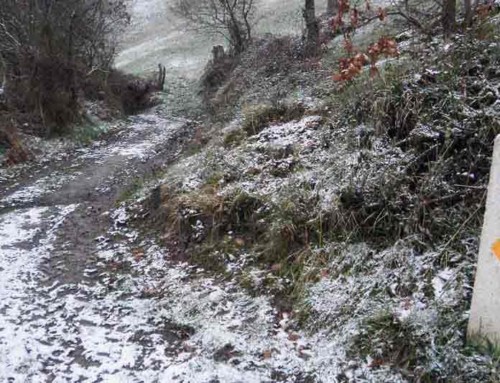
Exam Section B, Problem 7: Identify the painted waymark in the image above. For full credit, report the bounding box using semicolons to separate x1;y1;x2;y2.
468;135;500;345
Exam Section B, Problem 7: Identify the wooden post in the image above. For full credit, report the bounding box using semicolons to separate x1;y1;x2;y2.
442;0;456;39
468;134;500;345
157;64;166;91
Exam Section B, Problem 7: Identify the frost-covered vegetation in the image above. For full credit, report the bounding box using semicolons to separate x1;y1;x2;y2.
2;0;500;381
146;6;500;381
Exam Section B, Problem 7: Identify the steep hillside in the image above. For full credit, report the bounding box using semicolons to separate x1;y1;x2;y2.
136;7;500;383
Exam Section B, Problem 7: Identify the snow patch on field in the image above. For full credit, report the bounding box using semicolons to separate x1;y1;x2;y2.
0;172;81;208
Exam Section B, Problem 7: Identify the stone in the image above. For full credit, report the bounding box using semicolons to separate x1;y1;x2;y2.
468;134;500;345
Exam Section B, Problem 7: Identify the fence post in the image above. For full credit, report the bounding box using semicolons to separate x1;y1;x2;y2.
468;134;500;345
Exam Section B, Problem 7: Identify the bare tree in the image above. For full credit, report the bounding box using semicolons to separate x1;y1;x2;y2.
363;0;444;36
157;63;166;90
172;0;256;55
464;0;473;27
0;0;129;72
0;0;130;130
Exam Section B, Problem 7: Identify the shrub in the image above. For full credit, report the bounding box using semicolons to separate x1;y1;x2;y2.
200;54;240;109
0;117;32;165
223;128;247;148
0;0;157;140
90;70;160;115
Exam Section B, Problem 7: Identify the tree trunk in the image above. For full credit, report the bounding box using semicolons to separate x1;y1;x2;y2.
442;0;456;38
304;0;319;55
226;4;246;54
464;0;472;27
327;0;337;16
229;22;245;54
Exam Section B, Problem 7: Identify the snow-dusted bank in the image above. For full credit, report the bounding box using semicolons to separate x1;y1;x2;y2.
153;109;498;381
0;110;324;382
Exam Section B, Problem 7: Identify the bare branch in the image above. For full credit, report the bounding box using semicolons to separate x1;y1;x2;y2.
171;0;257;54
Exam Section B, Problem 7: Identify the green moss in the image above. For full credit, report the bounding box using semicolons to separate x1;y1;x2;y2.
71;121;110;144
205;172;225;186
117;168;165;204
162;185;267;252
118;178;145;203
190;240;236;275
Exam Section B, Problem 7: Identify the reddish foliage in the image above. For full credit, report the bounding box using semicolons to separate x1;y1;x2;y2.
333;53;368;81
343;37;355;54
367;36;399;61
350;7;359;28
334;37;398;82
476;0;496;19
0;123;32;166
331;0;398;82
332;0;351;31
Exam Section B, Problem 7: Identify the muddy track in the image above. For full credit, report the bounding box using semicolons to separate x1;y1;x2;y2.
0;110;200;380
0;106;323;383
1;113;195;286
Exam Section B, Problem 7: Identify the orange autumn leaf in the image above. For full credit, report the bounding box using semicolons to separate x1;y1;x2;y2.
492;239;500;261
343;38;354;54
234;237;245;247
332;73;343;81
369;358;385;368
271;263;283;272
132;249;145;260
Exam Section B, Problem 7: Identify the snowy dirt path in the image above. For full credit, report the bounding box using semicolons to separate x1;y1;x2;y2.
1;1;354;381
0;109;326;382
0;111;205;381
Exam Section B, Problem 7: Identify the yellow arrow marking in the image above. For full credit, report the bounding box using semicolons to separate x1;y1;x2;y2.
492;239;500;261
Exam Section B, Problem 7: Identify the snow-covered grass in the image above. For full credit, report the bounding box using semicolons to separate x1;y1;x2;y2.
147;29;500;379
151;109;497;379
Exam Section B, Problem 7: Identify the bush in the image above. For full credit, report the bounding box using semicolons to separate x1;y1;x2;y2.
200;55;240;109
0;0;156;140
85;70;160;115
324;37;500;248
0;116;32;165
